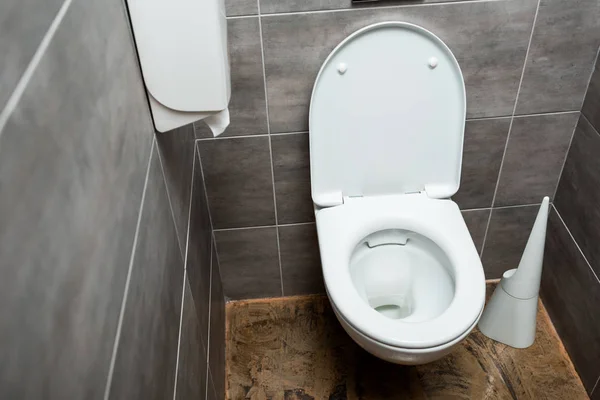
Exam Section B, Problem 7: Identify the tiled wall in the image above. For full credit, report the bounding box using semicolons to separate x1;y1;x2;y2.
540;52;600;399
0;0;224;399
196;0;600;300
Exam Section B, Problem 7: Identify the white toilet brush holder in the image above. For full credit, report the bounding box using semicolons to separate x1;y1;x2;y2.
478;196;550;349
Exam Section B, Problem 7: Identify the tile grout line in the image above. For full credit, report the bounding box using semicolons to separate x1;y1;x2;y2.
591;375;600;398
214;221;316;232
553;204;600;284
103;139;155;400
171;269;188;400
257;0;285;297
171;138;199;400
204;243;214;400
258;0;506;18
480;0;541;260
0;0;73;140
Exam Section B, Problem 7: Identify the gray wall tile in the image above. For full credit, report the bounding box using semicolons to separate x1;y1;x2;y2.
262;0;537;132
215;227;282;299
195;17;267;138
462;209;490;254
208;370;224;400
582;52;600;133
454;118;511;209
272;133;315;224
494;112;578;207
279;224;325;295
516;0;600;115
260;0;479;15
541;209;600;394
176;277;208;400
555;116;600;277
109;143;184;400
209;243;226;397
0;0;154;397
0;0;64;111
226;0;258;16
157;123;197;256
198;137;276;228
481;205;539;279
186;147;213;341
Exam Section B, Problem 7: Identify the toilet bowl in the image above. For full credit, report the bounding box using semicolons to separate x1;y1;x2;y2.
309;22;486;364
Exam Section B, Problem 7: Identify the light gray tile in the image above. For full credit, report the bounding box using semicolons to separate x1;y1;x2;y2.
209;243;226;397
454;118;511;210
157;123;197;256
186;146;213;341
541;209;600;394
494;112;579;207
582;52;600;133
272;133;314;224
260;0;479;15
176;277;208;400
0;0;153;397
197;137;276;229
262;0;537;132
214;227;282;299
515;0;600;115
0;0;64;111
461;209;490;254
109;143;184;400
226;0;258;16
555;116;600;277
481;205;539;279
195;17;267;138
279;224;325;295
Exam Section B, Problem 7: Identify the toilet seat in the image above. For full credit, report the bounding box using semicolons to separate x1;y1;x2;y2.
315;194;485;349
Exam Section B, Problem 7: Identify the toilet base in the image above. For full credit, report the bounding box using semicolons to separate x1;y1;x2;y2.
330;300;483;365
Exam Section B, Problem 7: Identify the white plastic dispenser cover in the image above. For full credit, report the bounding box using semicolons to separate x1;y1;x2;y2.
309;22;466;207
127;0;231;134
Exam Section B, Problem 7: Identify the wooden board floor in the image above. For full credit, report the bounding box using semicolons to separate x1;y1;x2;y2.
225;283;587;399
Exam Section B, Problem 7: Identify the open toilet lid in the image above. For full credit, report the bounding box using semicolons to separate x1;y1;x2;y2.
309;22;466;207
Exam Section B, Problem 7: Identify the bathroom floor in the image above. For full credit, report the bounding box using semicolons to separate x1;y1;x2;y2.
225;283;587;399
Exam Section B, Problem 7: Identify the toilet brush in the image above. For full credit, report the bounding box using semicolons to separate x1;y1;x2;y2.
478;196;550;349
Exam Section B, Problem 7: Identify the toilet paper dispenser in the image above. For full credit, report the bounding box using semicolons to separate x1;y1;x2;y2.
126;0;231;135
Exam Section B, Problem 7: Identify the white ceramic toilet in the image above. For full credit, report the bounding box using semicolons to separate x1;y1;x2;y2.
310;22;486;365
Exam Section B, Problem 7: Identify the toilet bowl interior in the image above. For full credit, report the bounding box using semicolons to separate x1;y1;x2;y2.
350;229;455;322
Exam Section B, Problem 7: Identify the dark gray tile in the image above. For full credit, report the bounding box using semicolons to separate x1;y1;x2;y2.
540;208;600;394
515;0;600;115
226;0;258;16
157;123;197;256
262;0;537;132
0;0;153;397
109;143;184;400
214;227;282;299
593;385;600;400
176;277;208;400
461;209;490;254
494;112;579;207
481;205;539;279
260;0;479;15
582;53;600;133
209;243;226;397
198;137;276;229
454;118;511;209
555;116;600;277
186;147;213;342
0;0;64;111
195;17;266;137
272;133;314;224
208;370;223;400
279;224;325;295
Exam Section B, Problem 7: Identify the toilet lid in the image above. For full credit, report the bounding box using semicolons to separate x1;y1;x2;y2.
309;22;466;207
